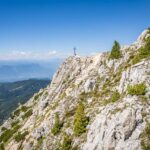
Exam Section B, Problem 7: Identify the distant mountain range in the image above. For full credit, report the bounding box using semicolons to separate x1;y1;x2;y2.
0;79;50;125
0;58;63;124
0;59;63;82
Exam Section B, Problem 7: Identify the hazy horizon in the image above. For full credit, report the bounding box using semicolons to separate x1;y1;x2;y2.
0;58;63;82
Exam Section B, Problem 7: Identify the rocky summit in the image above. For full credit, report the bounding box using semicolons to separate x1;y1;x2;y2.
0;29;150;150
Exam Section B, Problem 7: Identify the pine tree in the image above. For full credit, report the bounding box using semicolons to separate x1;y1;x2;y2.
51;113;62;135
73;102;89;136
109;41;122;59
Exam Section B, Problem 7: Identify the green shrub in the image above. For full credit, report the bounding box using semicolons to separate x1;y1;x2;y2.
11;120;19;127
103;91;120;105
34;91;43;101
51;101;59;110
60;92;66;99
110;91;120;102
22;109;33;119
61;134;72;150
1;127;7;131
139;47;150;57
14;109;21;116
37;136;45;146
79;92;88;100
127;83;147;95
10;114;15;119
62;80;67;84
132;34;150;64
21;106;29;112
0;125;21;143
14;131;28;142
140;123;150;150
132;47;150;64
109;41;122;59
51;113;62;135
0;143;4;150
12;106;29;118
73;102;89;136
34;94;40;100
132;54;141;64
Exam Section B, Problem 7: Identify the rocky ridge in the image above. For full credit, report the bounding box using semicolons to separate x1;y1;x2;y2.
0;29;150;150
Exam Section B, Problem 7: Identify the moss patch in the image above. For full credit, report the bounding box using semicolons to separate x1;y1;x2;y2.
127;84;147;95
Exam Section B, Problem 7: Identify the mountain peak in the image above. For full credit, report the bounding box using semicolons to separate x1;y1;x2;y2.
133;29;150;47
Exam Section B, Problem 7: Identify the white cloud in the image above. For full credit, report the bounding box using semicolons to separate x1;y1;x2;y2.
47;50;57;56
0;50;69;60
90;52;98;55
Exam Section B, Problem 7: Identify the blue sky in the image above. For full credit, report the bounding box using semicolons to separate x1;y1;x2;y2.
0;0;150;60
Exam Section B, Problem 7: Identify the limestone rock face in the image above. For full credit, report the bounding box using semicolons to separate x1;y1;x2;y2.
84;79;96;93
0;29;150;150
118;61;150;93
82;96;146;150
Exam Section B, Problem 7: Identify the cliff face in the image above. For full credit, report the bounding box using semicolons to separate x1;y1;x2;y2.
0;30;150;150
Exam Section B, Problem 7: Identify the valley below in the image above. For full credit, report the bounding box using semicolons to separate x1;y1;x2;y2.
0;79;50;125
